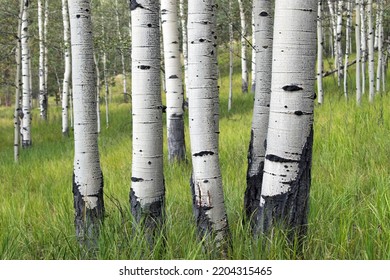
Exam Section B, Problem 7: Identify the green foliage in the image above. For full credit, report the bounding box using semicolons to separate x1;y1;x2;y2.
0;48;389;259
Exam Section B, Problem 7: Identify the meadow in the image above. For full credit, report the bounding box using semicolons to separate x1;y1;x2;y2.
0;50;389;259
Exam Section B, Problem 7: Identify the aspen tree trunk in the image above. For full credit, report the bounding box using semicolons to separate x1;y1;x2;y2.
100;15;109;128
373;0;380;49
375;0;383;92
103;52;109;128
251;6;256;93
238;0;249;93
228;0;233;111
69;0;105;245
21;0;32;148
244;0;273;229
360;0;367;94
130;0;165;237
336;0;344;87
355;0;362;105
343;0;352;99
115;0;129;103
179;0;188;97
317;0;324;105
38;0;47;120
44;0;49;104
161;0;186;162
188;0;230;255
62;0;71;136
94;54;101;134
256;0;317;241
14;0;24;162
327;1;337;58
367;0;375;102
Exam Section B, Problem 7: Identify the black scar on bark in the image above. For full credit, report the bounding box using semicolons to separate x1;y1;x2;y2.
169;75;179;79
259;11;269;17
244;130;264;229
131;177;144;182
138;65;151;70
282;85;303;92
168;115;186;162
129;184;165;246
255;126;313;244
72;171;105;248
193;151;214;157
266;154;300;163
130;0;144;11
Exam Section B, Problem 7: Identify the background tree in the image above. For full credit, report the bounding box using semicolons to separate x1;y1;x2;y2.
161;0;186;162
21;0;32;148
61;0;71;136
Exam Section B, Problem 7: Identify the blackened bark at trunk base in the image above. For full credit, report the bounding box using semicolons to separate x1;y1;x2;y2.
129;186;165;245
244;130;264;227
255;127;313;243
168;115;186;161
73;172;105;248
190;174;231;258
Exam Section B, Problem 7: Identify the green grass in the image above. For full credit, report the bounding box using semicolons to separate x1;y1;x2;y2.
0;56;389;260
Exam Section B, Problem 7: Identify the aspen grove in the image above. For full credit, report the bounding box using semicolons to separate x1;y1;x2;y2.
0;0;389;259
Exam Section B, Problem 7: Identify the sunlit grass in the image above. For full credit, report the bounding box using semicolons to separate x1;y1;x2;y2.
0;52;389;259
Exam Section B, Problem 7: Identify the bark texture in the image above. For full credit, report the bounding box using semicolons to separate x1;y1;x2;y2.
188;0;230;255
161;0;186;162
255;0;317;242
130;0;165;238
62;0;71;136
69;0;105;245
244;0;273;229
21;0;32;148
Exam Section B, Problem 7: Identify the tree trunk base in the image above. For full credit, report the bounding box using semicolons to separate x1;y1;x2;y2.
168;115;186;162
73;172;105;249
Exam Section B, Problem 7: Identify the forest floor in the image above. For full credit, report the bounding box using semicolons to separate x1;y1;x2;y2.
0;55;389;259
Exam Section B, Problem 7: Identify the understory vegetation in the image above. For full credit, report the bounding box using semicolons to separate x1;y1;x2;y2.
0;52;389;259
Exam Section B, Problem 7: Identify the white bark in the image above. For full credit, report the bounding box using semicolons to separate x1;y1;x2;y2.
38;0;47;120
188;0;229;251
317;0;324;105
360;0;367;94
355;0;362;105
115;0;129;103
228;0;233;111
245;0;273;227
367;0;375;102
69;0;104;243
103;51;109;128
179;0;188;98
21;0;32;148
238;0;248;93
14;0;24;162
130;0;165;232
257;0;317;238
94;54;101;134
161;0;186;161
343;0;352;99
44;0;49;104
375;0;383;93
327;0;337;58
336;0;344;87
251;6;256;93
62;0;71;136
